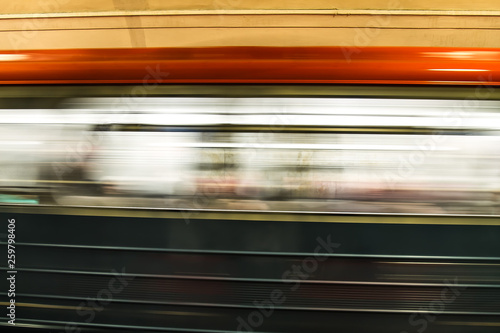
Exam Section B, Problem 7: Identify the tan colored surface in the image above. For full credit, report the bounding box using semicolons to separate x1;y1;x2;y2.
2;25;500;50
2;15;500;31
2;0;500;14
0;1;499;50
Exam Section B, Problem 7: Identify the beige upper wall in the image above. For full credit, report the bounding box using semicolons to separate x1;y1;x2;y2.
1;1;499;50
1;13;499;50
2;0;500;14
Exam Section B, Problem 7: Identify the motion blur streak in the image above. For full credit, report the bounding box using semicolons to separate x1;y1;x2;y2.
2;97;500;215
0;47;500;333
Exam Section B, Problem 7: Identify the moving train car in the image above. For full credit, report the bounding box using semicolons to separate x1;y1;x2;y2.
1;47;500;332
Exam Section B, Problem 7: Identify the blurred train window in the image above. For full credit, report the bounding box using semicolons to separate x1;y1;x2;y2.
2;96;500;214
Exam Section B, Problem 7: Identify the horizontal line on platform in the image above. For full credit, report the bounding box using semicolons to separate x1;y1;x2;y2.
9;294;500;316
1;9;500;20
0;317;228;333
2;204;500;225
3;27;500;33
3;242;500;261
3;267;498;288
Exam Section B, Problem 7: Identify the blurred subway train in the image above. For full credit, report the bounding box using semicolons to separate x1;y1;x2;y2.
1;47;500;332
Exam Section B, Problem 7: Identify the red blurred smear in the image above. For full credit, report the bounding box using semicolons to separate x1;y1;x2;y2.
0;46;499;85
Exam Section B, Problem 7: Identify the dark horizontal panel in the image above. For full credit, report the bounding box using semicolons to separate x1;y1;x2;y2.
1;212;500;258
3;271;500;314
3;245;500;285
0;85;498;100
5;296;500;333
